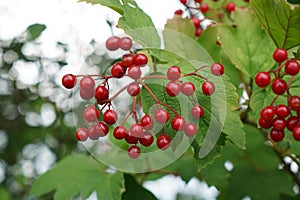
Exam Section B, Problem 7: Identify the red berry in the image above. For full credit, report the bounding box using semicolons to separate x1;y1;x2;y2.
191;17;201;27
171;116;186;131
195;27;202;37
174;9;183;15
167;66;181;81
194;0;202;2
128;145;140;159
255;72;271;88
287;116;299;131
122;54;134;68
80;88;95;100
87;125;98;140
244;0;249;2
199;3;209;13
180;0;187;5
191;105;204;118
130;124;143;138
272;118;286;131
288;96;300;111
154;108;170;124
119;37;132;51
270;129;285;142
84;105;99;122
62;74;77;89
133;54;148;67
111;62;126;78
113;126;127;140
259;118;272;129
76;128;88;141
285;60;300;75
275;104;290;118
210;63;224;76
141;114;154;130
181;82;195;96
94;121;109;137
225;2;235;12
166;81;181;97
127;65;142;80
127;82;140;96
80;76;95;90
184;123;198;137
202;81;215;95
260;106;275;121
125;133;139;144
293;126;300;141
95;86;109;101
273;48;288;63
139;132;154;147
103;110;118;125
272;78;287;95
105;36;120;51
156;134;171;150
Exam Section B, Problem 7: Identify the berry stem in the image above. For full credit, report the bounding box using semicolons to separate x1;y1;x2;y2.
131;96;138;123
109;82;133;101
183;72;208;81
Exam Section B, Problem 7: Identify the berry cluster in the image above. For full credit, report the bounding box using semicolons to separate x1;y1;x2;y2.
255;48;300;142
62;36;225;159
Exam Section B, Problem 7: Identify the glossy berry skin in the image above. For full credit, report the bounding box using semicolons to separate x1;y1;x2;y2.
260;106;275;121
195;27;202;37
225;2;235;12
113;126;127;140
272;78;287;95
128;145;140;159
62;74;77;89
87;125;98;140
270;129;285;142
259;118;272;129
199;3;209;13
95;86;109;101
181;82;195;96
139;132;154;147
192;105;204;119
255;72;271;88
80;76;95;90
272;118;286;131
119;37;132;51
273;48;288;63
127;65;142;80
111;62;126;78
94;121;109;137
285;60;300;75
171;116;186;131
76;128;88;141
180;0;187;5
125;133;139;144
122;54;134;68
194;0;202;3
210;63;224;76
191;17;201;27
167;66;181;81
105;36;120;51
156;134;171;150
184;123;198;137
127;82;140;96
133;54;148;67
166;81;181;97
293;126;300;141
84;105;99;122
174;9;183;15
275;104;290;118
154;108;170;124
80;88;95;100
130;124;143;138
202;81;215;96
103;110;118;125
141;114;154;130
288;96;300;111
287;116;299;131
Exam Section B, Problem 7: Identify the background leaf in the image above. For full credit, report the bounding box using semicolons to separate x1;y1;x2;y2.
27;24;46;41
78;0;124;14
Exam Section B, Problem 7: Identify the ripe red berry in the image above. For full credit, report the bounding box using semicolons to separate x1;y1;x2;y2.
272;78;287;95
275;104;290;118
166;81;181;97
288;96;300;111
225;2;235;12
122;54;134;68
62;74;77;89
141;114;154;130
202;81;215;95
133;53;148;67
167;66;181;81
184;123;198;137
191;105;204;119
84;105;99;122
260;106;275;121
174;9;183;15
210;63;224;76
94;121;109;137
111;62;126;78
285;60;300;75
293;126;300;141
95;86;109;101
154;108;170;124
105;36;120;51
127;82;140;96
272;118;286;131
171;116;186;131
113;126;127;140
156;134;171;150
199;3;209;13
287;116;299;131
103;110;118;125
80;76;95;90
127;65;142;80
259;118;272;129
270;129;285;142
191;17;201;27
180;0;187;5
76;128;88;141
128;145;140;159
87;125;98;140
125;133;139;144
119;37;132;51
194;0;202;3
181;82;195;96
139;132;154;147
255;72;271;88
195;27;202;37
80;88;95;100
273;48;288;63
130;124;143;138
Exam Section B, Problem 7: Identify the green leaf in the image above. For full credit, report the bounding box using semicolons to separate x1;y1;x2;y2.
27;24;46;41
78;0;124;14
251;0;300;50
164;16;195;38
30;155;124;200
217;9;275;77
